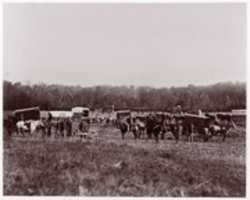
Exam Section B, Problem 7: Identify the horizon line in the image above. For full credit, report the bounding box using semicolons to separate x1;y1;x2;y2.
3;79;246;89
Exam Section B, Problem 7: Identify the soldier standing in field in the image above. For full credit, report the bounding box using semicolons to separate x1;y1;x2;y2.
78;119;89;139
5;116;14;138
47;112;53;137
58;119;65;137
66;118;72;137
130;117;139;139
146;114;154;140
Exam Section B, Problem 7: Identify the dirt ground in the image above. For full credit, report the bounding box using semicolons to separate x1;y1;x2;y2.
3;124;246;196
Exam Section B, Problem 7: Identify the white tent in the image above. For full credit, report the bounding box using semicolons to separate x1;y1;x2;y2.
49;111;73;118
72;107;90;113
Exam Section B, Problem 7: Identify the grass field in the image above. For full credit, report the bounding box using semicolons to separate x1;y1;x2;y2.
3;125;246;196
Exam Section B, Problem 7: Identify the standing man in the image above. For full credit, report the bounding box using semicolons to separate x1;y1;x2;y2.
66;118;72;137
47;113;53;137
59;119;65;137
146;114;154;139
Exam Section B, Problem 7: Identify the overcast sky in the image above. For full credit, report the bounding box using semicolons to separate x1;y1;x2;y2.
4;3;246;87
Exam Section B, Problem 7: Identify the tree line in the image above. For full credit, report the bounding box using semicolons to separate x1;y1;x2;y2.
3;80;246;112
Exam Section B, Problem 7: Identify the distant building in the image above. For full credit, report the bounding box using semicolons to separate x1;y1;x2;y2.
231;109;246;127
232;109;246;116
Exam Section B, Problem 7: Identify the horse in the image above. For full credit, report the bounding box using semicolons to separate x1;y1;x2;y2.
16;120;29;136
145;114;165;143
28;120;46;137
136;119;147;139
117;117;130;140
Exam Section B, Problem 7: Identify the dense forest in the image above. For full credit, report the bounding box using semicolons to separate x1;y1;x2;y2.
3;81;246;112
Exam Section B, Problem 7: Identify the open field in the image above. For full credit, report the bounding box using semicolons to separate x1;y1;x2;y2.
4;125;246;197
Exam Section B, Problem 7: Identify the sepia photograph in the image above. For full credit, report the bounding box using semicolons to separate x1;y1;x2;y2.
3;2;246;197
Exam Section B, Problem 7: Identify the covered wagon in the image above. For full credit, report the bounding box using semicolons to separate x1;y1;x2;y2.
13;106;40;122
116;110;131;121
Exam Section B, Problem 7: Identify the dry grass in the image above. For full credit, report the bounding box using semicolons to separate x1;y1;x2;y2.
3;125;246;196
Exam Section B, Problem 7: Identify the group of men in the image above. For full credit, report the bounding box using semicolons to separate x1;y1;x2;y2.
41;117;90;138
125;113;183;142
118;112;234;142
4;112;91;138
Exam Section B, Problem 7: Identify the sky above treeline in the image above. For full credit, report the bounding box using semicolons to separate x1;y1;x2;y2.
4;3;246;88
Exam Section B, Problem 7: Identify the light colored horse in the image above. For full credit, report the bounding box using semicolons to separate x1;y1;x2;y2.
16;120;45;136
30;120;45;135
16;120;28;136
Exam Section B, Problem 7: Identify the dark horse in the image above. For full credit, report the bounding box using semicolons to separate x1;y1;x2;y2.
146;114;165;143
117;117;130;139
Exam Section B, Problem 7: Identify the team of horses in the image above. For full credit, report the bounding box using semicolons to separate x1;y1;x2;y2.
117;113;234;142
